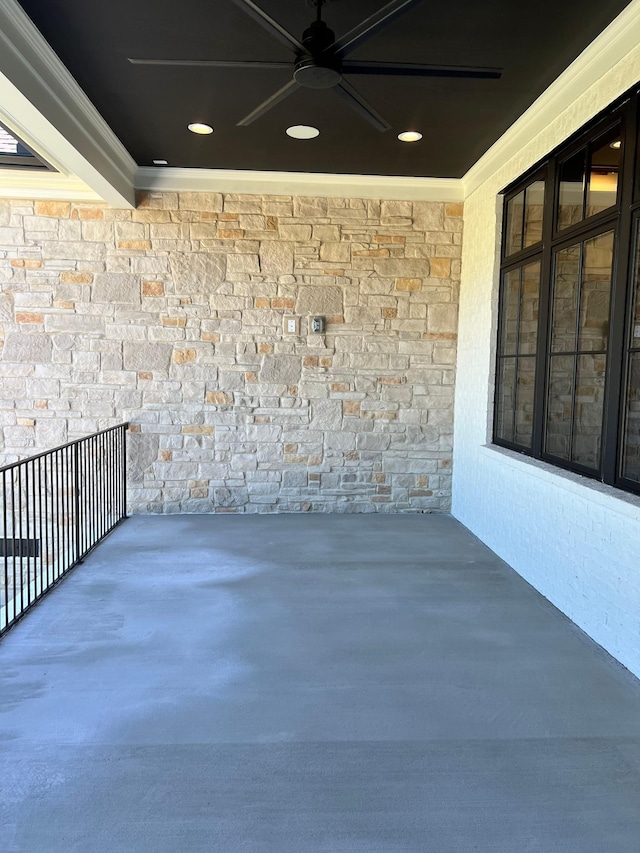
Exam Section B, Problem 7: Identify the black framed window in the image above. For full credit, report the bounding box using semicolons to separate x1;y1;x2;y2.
494;86;640;497
621;216;640;484
0;123;51;170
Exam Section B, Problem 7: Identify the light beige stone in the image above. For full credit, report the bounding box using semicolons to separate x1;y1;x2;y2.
259;241;294;276
260;355;301;384
227;254;260;275
2;332;53;363
169;252;226;293
428;303;458;334
296;286;344;316
178;192;223;212
93;273;140;304
373;258;430;278
123;341;172;371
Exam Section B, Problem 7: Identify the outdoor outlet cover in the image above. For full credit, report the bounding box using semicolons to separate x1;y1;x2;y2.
310;316;326;333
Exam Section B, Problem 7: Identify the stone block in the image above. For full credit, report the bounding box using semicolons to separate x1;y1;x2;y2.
227;253;260;275
259;241;294;275
0;293;14;321
93;273;141;304
279;222;312;241
309;399;342;431
169;252;226;293
381;200;412;218
123;341;172;371
34;201;70;218
45;315;105;334
178;192;223;212
296;286;343;316
127;433;159;483
215;487;248;507
412;202;444;231
320;242;350;263
373;258;430;279
260;355;301;385
81;221;114;242
428;303;458;334
2;332;52;363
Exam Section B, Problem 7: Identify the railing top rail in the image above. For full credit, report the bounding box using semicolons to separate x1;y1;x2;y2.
0;422;129;475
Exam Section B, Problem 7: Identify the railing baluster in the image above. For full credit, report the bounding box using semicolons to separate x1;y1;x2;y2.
0;424;129;637
2;470;8;630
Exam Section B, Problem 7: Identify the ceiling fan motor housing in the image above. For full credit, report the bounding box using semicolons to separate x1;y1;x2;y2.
295;20;342;89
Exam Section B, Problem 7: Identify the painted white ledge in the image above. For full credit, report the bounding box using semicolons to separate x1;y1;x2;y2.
0;0;136;208
463;0;640;197
136;166;464;202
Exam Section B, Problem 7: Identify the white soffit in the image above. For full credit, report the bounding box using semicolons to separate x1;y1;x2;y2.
136;167;464;202
0;0;136;207
463;0;640;198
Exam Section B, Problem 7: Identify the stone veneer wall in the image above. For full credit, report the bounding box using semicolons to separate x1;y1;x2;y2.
0;192;461;513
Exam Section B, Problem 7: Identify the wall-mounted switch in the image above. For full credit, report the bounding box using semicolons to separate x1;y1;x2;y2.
310;316;326;334
283;316;300;335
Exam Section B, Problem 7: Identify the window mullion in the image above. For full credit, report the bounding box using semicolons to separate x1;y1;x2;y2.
568;242;586;463
602;98;637;484
532;159;556;458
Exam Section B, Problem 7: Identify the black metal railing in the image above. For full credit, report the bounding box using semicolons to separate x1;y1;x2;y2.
0;423;128;636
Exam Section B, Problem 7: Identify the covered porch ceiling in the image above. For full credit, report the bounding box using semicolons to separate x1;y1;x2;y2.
0;0;637;204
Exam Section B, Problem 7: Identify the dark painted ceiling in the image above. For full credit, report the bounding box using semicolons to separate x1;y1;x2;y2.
17;0;632;177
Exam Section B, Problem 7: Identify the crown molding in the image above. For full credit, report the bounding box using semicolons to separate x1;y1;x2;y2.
462;0;640;198
136;166;464;202
0;0;136;207
0;169;100;201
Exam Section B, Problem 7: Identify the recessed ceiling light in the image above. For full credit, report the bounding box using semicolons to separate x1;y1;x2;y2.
188;123;214;135
398;131;423;143
153;159;168;165
610;139;622;149
286;125;320;140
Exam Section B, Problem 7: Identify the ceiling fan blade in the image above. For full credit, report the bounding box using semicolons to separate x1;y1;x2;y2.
328;0;424;58
343;61;502;80
237;78;299;126
228;0;305;54
128;58;291;69
334;80;390;133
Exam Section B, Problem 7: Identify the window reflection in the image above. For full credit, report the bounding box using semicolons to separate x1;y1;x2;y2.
558;150;586;230
504;180;545;256
587;125;621;216
546;231;614;469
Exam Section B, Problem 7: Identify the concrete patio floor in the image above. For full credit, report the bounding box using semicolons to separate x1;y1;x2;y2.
1;513;640;852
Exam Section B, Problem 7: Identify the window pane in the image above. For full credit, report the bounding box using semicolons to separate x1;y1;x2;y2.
558;149;586;230
500;269;520;355
572;353;606;469
505;191;524;255
515;357;536;447
551;245;580;352
579;231;614;352
519;261;540;354
631;235;640;347
523;181;545;247
587;125;621;217
495;358;516;442
622;354;640;483
545;355;574;460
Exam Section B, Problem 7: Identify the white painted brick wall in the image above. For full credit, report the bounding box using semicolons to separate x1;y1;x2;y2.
454;42;640;677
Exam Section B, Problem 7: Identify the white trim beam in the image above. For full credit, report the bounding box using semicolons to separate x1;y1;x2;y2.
136;166;464;202
0;0;136;208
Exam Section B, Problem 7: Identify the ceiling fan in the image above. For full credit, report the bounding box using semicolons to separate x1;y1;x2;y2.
129;0;502;132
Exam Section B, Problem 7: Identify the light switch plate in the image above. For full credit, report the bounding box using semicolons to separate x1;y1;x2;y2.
283;316;300;335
